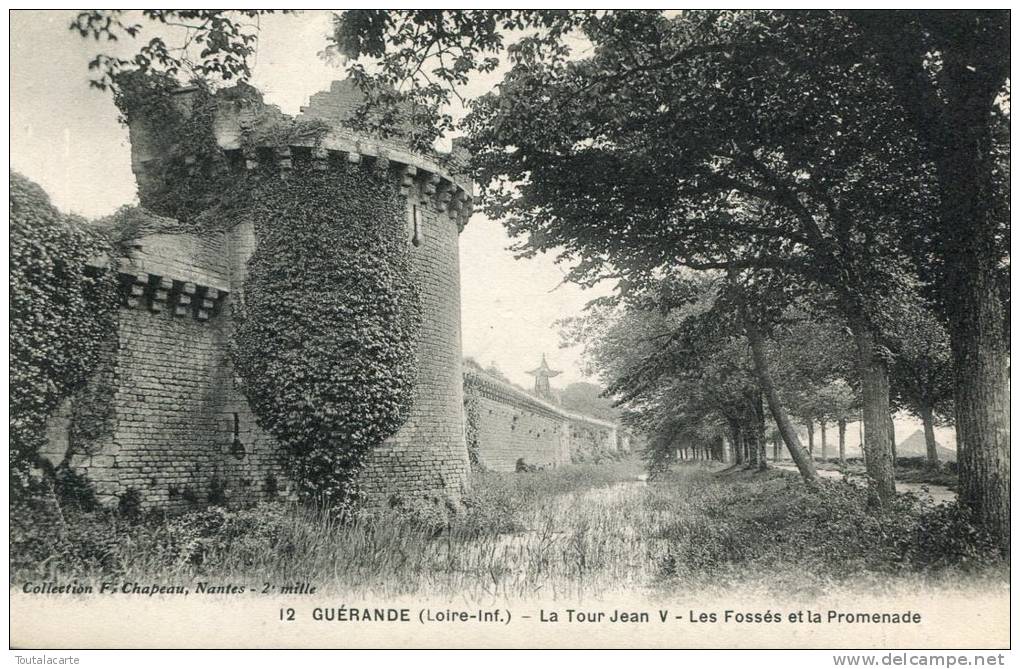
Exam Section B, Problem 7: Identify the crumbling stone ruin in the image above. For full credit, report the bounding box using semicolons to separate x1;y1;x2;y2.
41;80;626;509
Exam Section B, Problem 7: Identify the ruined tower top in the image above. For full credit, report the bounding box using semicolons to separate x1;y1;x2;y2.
126;78;474;230
526;354;562;402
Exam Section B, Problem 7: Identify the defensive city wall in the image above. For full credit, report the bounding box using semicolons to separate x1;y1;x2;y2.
464;369;626;471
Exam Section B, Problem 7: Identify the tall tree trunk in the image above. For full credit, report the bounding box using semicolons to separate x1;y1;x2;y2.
838;419;847;467
852;325;897;504
946;226;1011;557
806;419;815;457
744;426;756;469
936;44;1009;556
920;403;941;470
848;6;1009;554
888;413;897;464
820;421;828;462
729;422;743;466
754;392;768;471
773;435;780;461
743;316;817;483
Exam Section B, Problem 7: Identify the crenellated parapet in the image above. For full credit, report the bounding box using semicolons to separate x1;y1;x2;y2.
129;80;475;233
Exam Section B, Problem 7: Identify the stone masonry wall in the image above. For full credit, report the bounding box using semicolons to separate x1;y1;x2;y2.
465;369;619;472
40;230;293;509
359;186;470;502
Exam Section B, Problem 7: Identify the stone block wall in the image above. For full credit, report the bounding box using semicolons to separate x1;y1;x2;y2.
464;369;620;472
41;228;293;509
359;187;470;502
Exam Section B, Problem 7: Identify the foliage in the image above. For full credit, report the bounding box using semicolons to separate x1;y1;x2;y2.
900;502;1001;569
462;374;483;469
117;488;143;519
67;343;118;459
111;70;227;221
556;382;619;422
9;172;119;494
231;164;421;510
70;10;286;91
94;204;187;246
327;11;593;152
887;299;955;421
50;465;101;513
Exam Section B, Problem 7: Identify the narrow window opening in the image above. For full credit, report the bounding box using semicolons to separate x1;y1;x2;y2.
230;412;245;460
411;204;422;247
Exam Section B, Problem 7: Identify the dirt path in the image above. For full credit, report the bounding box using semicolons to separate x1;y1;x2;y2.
774;463;957;504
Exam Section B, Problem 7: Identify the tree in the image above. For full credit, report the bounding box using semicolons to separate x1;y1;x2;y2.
888;300;955;469
454;11;941;504
557;382;620;421
816;380;860;466
561;271;813;480
842;10;1010;550
70;10;284;91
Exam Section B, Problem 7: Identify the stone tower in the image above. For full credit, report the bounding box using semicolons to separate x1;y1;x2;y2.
43;80;473;508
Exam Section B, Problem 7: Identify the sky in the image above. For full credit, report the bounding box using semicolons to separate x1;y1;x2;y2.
9;10;613;391
9;10;954;449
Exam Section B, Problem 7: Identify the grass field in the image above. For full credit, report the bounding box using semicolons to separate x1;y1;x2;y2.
11;458;1005;602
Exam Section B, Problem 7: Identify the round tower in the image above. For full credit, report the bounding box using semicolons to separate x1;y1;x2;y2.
126;80;473;504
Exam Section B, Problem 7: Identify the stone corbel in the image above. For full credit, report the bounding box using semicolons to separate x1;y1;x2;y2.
197;287;221;321
175;282;196;317
436;182;454;212
126;273;149;309
400;165;417;196
150;277;172;313
423;172;440;196
449;188;465;216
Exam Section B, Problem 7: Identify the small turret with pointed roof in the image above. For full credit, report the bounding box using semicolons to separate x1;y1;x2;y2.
526;354;562;402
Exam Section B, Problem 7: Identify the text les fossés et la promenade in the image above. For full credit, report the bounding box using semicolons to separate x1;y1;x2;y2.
18;581;925;626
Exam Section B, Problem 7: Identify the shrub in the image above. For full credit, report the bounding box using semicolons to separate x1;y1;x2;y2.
208;475;228;506
117;488;143;519
386;493;453;537
899;502;1001;570
52;465;100;512
9;172;118;494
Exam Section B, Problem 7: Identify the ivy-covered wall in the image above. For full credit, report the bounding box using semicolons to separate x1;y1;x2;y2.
40;79;473;509
10;172;118;496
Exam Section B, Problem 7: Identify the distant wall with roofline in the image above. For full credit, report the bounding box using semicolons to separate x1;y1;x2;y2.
463;369;628;472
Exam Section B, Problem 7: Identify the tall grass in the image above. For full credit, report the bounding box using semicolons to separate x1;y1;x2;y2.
10;459;1005;602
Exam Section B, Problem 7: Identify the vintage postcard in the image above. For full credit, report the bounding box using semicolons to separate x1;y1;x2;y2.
9;9;1010;653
